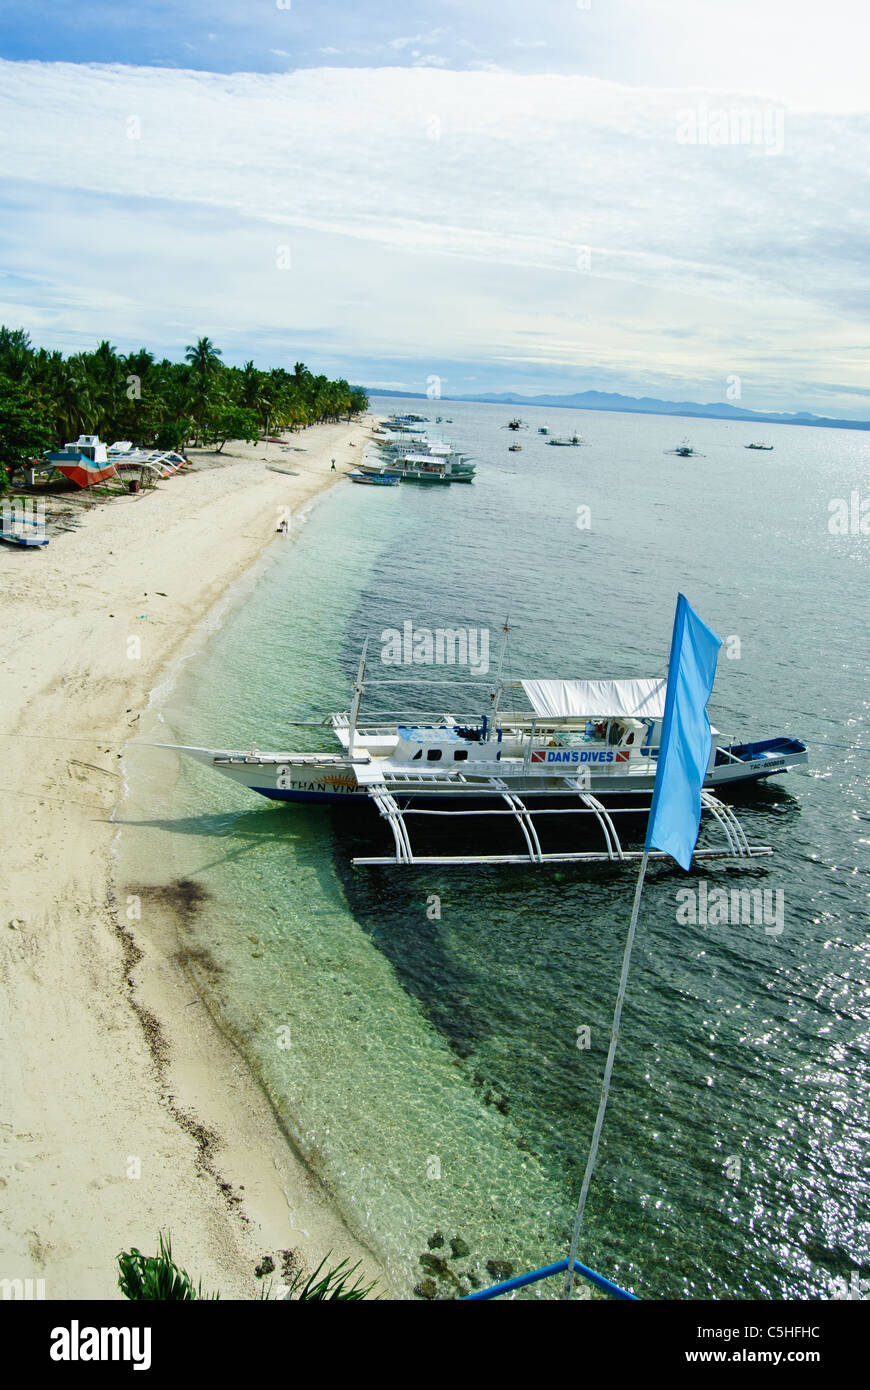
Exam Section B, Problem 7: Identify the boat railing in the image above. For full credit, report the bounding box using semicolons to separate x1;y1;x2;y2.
332;713;465;733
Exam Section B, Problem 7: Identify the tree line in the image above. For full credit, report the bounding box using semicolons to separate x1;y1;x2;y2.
0;328;368;491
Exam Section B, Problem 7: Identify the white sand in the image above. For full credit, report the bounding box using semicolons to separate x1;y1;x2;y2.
0;418;394;1299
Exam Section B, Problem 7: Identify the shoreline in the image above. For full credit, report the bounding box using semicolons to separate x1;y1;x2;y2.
0;415;394;1298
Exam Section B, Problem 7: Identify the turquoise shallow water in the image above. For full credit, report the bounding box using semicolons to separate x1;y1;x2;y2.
119;402;869;1299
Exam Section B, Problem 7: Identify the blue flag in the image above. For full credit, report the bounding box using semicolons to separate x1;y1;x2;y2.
646;595;722;871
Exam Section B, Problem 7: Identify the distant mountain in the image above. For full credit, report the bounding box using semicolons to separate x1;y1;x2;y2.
365;386;870;431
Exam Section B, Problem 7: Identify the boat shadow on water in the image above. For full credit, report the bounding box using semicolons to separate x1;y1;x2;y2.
322;779;802;1056
115;778;802;1072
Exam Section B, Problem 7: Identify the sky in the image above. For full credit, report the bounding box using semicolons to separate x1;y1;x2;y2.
0;1;868;416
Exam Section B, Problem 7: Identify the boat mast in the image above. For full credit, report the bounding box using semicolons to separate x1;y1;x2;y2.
347;640;369;754
490;616;511;720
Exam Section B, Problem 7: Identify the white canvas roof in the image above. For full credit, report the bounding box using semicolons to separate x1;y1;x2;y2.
520;678;667;719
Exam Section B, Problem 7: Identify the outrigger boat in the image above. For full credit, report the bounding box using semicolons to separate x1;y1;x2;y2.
359;449;475;484
374;420;424;437
349;471;400;486
163;629;808;868
44;434;118;488
745;442;774;450
0;515;48;547
667;437;704;458
547;435;583;447
370;440;471;467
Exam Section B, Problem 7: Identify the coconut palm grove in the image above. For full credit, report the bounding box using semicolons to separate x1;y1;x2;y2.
0;326;369;492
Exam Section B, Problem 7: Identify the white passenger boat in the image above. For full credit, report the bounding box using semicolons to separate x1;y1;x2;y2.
163;639;807;867
359;446;475;483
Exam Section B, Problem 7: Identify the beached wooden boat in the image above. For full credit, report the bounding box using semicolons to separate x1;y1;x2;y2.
0;521;48;547
44;435;117;487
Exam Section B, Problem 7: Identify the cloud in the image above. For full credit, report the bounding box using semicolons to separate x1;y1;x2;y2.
0;59;867;411
388;30;446;51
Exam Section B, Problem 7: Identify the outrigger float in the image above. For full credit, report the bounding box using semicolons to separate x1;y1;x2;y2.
163;630;808;869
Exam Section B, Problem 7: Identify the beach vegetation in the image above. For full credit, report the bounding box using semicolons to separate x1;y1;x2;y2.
117;1232;217;1301
280;1254;379;1301
0;326;368;480
0;372;54;493
117;1232;378;1301
202;403;261;453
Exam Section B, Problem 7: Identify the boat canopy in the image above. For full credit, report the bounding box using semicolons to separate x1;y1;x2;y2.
520;678;667;719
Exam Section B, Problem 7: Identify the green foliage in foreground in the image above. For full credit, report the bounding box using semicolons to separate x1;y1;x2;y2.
0;325;369;481
117;1233;217;1301
0;371;54;495
281;1255;379;1301
117;1232;378;1301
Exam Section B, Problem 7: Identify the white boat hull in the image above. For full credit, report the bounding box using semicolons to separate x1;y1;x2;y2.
166;741;807;805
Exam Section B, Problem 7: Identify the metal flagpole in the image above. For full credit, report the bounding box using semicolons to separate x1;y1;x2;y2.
562;846;651;1299
560;594;719;1300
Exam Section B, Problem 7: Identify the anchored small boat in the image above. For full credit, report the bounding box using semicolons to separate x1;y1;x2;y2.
163;627;807;868
377;418;423;434
349;472;400;486
508;444;523;452
359;446;475;484
667;437;704;458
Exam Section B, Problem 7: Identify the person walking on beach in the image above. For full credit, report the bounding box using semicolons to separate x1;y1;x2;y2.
331;458;336;470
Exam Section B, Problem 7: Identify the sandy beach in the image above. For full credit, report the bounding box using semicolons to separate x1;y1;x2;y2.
0;416;393;1299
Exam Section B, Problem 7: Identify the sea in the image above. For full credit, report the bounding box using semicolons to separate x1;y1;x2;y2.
116;399;870;1300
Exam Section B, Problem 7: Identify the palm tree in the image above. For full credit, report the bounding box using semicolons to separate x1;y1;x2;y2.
184;338;223;444
0;325;365;459
82;343;124;436
239;360;263;413
0;326;33;382
185;337;223;379
53;355;96;443
125;347;154;381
